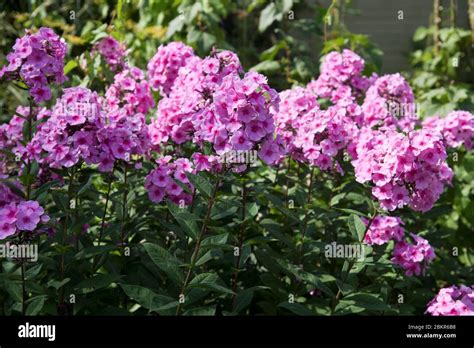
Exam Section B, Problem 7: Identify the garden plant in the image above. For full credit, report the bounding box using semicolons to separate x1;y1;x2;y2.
0;0;473;317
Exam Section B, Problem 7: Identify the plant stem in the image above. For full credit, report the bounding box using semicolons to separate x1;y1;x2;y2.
284;158;292;226
450;0;457;27
175;176;221;316
298;166;315;264
119;163;128;249
67;167;78;250
331;259;354;314
433;0;441;54
273;163;281;184
21;261;26;315
93;167;115;272
231;176;247;311
98;167;115;246
190;188;197;213
22;98;35;315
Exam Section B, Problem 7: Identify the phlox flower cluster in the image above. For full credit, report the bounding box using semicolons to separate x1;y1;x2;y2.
95;110;151;171
145;154;220;206
426;285;474;316
361;73;418;131
0;200;49;239
191;71;283;166
352;127;453;212
148;51;241;147
147;42;195;96
104;67;155;116
0;27;67;102
363;215;435;276
363;215;405;246
149;49;284;167
292;104;358;173
29;87;104;169
422;110;474;151
274;86;319;158
1;106;51;172
391;233;435;276
307;49;375;105
93;36;128;72
96;67;155;169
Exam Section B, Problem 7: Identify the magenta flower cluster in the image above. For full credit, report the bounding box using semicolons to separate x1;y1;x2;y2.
422;110;474;151
426;285;474;316
307;49;375;105
2;106;50;171
363;215;405;246
0;200;49;239
145;156;193;205
104;67;155;116
293;104;358;173
145;153;222;205
363;215;435;276
193;71;282;165
361;73;418;131
274;86;319;159
352;127;453;212
148;50;242;147
149;49;283;166
29;87;103;169
391;233;435;276
0;27;67;102
147;42;195;96
93;36;128;72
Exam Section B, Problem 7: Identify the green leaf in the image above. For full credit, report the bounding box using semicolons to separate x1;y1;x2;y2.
47;278;70;290
63;60;78;75
75;245;116;259
167;202;198;239
25;264;43;280
143;243;183;285
245;202;259;218
120;284;178;313
259;40;286;61
188;281;235;296
32;180;61;201
233;289;254;314
278;302;313;315
77;174;94;195
341;293;390;311
188;273;234;296
166;15;185;38
74;274;121;294
186;172;213;198
195;250;214;266
259;2;278;32
348;214;366;242
260;218;293;248
413;27;428;42
211;201;239;220
4;280;22;302
201;233;229;247
26;296;46;315
183;305;216;316
250;60;281;73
